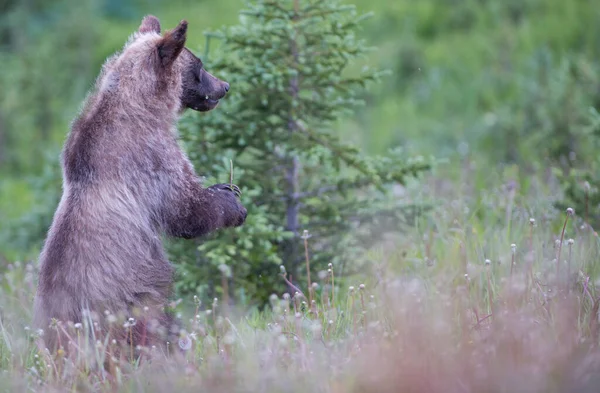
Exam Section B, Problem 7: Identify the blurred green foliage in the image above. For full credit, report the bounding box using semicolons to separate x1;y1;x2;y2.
1;0;599;303
555;107;600;229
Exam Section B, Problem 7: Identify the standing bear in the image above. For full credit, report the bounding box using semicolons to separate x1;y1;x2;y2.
32;15;247;355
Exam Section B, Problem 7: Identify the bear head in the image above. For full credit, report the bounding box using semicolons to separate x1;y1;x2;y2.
138;15;230;112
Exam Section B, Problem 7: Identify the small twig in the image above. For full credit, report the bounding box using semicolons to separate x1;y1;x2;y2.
230;159;234;188
472;307;480;324
583;276;594;304
471;313;493;331
557;208;574;287
359;285;367;329
590;297;600;341
280;273;306;299
528;218;535;291
485;261;493;317
302;230;313;306
510;243;516;279
329;263;335;307
567;239;574;293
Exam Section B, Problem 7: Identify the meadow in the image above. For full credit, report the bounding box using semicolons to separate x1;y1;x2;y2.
1;0;600;391
2;172;600;392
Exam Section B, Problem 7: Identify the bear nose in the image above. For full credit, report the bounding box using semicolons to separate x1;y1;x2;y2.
223;82;230;93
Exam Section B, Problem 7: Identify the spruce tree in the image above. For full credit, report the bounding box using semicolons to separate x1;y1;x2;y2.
173;0;431;305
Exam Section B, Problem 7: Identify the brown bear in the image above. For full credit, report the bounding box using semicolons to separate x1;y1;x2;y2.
32;15;247;357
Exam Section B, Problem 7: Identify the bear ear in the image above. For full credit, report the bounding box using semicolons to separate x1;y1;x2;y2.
157;20;188;67
139;15;161;34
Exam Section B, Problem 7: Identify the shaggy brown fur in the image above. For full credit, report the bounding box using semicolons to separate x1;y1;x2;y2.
32;16;247;356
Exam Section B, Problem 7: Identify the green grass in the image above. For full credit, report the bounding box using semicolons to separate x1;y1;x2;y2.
2;173;600;392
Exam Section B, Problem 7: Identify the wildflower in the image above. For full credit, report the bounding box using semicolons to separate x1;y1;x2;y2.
484;259;491;265
349;286;355;293
567;207;575;216
511;244;517;253
529;218;535;225
568;239;574;245
280;265;286;274
359;284;365;290
123;318;135;330
74;323;82;330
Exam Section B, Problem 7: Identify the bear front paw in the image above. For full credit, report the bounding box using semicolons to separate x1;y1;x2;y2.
208;183;247;227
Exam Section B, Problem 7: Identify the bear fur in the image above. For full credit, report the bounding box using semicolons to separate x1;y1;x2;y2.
32;15;247;356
